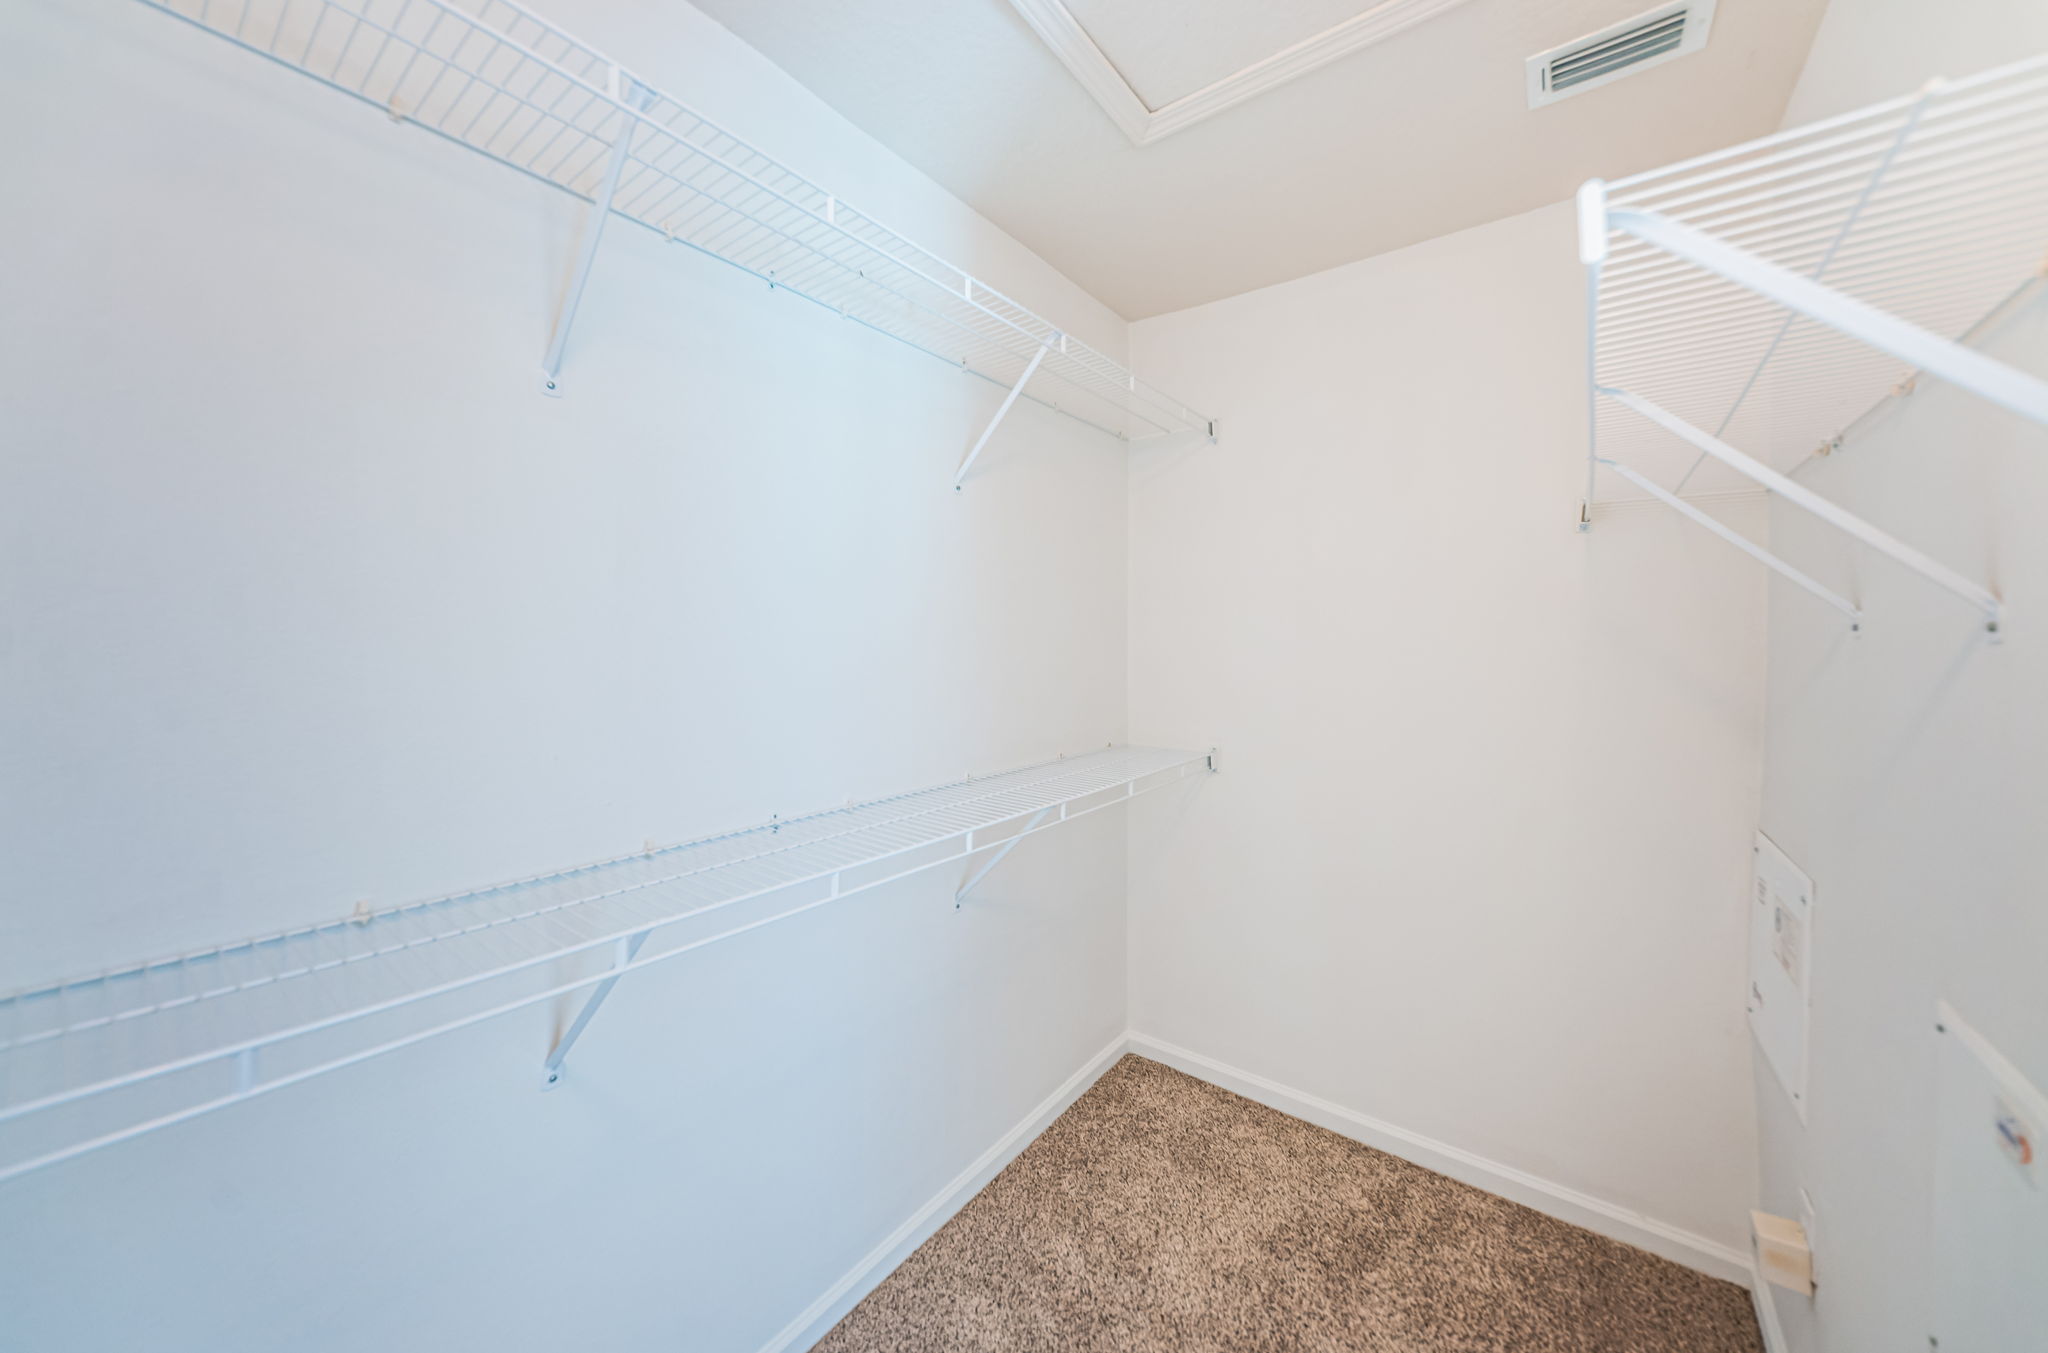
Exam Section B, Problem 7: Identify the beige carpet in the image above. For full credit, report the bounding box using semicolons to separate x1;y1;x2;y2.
815;1055;1762;1353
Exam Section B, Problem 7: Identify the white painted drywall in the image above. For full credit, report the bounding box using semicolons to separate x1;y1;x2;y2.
1125;201;1768;1259
1754;292;2048;1353
1780;0;2048;125
1756;6;2048;1347
0;1;1154;1348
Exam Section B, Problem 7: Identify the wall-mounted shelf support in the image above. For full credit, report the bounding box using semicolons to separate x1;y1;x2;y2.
1597;453;1862;626
539;928;650;1089
539;71;649;397
1602;386;2000;632
955;341;1051;488
955;807;1053;906
1576;56;2048;633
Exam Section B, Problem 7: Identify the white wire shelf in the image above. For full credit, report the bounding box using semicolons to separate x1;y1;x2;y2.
0;745;1213;1184
1578;50;2048;632
134;0;1215;446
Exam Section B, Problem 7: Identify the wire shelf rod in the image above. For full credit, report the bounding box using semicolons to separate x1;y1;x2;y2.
1600;150;2048;308
0;748;1211;1182
1612;82;2048;222
1598;243;2046;353
132;0;1212;439
3;752;1163;1020
1600;126;2048;297
1609;208;2048;424
1596;236;2048;360
1;749;1204;1043
1597;266;2048;386
1601;244;2044;359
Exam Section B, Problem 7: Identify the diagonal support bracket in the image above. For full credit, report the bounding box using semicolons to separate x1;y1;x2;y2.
1597;454;1861;627
1601;385;2001;637
541;928;650;1089
955;341;1052;489
955;807;1052;907
539;69;650;397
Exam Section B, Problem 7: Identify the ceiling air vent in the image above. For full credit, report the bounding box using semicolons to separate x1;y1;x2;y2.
1526;0;1717;108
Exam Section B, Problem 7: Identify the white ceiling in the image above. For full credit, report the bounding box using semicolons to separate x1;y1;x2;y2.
690;0;1832;319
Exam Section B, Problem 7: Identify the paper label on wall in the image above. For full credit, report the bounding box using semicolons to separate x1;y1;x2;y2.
1773;901;1804;989
1749;832;1813;1120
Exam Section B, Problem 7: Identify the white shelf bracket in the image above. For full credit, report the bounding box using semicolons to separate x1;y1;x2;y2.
540;927;651;1089
1597;453;1861;628
539;71;651;398
1601;386;2002;637
1574;58;2048;630
955;807;1052;907
954;341;1052;489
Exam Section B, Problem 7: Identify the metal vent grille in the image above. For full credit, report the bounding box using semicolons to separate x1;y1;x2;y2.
1550;11;1685;91
1527;1;1716;107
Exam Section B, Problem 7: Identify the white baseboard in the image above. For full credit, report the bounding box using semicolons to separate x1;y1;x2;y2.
1125;1031;1753;1285
1750;1260;1790;1353
767;1029;1757;1353
756;1031;1130;1353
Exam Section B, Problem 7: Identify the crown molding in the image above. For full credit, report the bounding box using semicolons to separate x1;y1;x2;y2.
1006;0;1476;146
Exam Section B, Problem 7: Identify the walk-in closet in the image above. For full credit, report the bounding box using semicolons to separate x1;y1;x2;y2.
4;0;2044;1349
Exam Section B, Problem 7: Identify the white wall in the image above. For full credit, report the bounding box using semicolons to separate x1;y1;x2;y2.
0;1;1147;1348
1755;286;2048;1353
1780;0;2048;124
1757;3;2048;1347
1124;201;1768;1260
